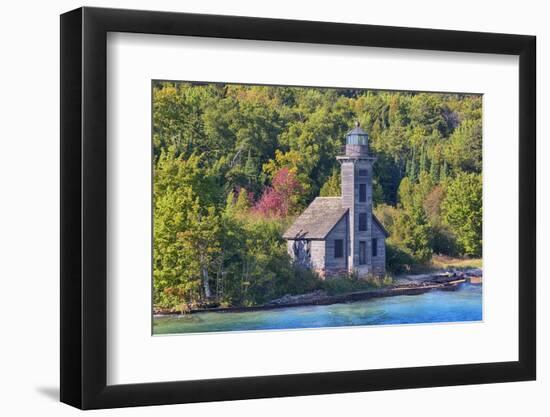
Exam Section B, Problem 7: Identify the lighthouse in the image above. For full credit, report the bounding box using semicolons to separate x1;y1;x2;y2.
283;122;388;278
336;122;378;274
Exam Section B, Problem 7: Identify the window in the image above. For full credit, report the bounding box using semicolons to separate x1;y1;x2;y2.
358;213;367;231
334;239;344;258
359;241;367;265
358;169;368;177
359;183;367;202
372;238;378;257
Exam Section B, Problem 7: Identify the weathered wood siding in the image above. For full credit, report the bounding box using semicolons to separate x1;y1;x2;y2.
371;220;387;275
324;214;348;277
286;240;295;258
340;161;355;271
287;239;327;277
341;161;355;209
352;160;373;277
310;240;326;276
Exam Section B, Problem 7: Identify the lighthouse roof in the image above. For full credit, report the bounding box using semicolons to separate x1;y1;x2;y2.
346;124;368;137
345;122;369;145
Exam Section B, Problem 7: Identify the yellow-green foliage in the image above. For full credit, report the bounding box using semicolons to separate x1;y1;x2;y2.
431;255;482;270
319;168;341;197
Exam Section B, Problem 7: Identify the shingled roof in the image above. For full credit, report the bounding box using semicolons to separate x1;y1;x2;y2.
283;197;348;240
283;196;390;240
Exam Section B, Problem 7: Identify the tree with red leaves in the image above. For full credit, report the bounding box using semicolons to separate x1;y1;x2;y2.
253;167;303;217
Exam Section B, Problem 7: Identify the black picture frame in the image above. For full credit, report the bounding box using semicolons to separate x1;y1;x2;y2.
60;6;536;410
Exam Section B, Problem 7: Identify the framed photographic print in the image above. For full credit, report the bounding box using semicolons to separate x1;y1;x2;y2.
60;6;536;409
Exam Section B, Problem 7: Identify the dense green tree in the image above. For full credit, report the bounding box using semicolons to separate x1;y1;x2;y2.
441;173;483;256
153;151;221;308
177;206;222;299
395;178;433;262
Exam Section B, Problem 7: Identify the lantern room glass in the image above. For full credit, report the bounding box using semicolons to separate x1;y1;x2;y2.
346;133;368;145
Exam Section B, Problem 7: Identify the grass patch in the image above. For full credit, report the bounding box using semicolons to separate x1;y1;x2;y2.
392;255;483;277
321;274;393;296
430;255;482;270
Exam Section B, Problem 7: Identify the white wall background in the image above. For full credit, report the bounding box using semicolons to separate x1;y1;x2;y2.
0;0;545;415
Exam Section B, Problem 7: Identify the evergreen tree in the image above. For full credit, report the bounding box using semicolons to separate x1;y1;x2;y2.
429;157;439;183
319;168;341;197
419;144;427;174
235;188;252;214
440;160;448;183
408;145;417;182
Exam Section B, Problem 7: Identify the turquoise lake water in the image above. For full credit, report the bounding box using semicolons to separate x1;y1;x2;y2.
153;283;482;335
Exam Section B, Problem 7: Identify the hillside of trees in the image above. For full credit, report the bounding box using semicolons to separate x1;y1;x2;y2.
153;82;482;311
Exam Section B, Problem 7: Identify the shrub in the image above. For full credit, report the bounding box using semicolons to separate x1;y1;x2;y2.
386;243;416;274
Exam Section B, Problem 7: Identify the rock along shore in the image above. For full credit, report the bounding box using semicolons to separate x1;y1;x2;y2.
153;268;482;317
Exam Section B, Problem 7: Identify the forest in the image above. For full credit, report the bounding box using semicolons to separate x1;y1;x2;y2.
153;82;482;312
